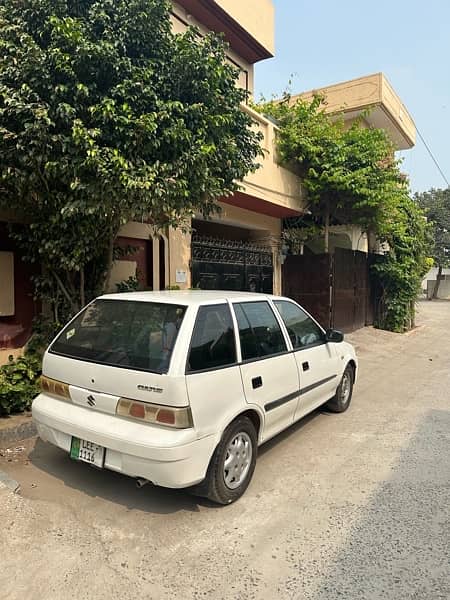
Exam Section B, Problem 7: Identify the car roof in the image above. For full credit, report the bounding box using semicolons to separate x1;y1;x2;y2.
98;290;282;306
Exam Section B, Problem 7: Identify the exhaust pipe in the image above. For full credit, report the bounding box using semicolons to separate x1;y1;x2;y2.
136;477;150;489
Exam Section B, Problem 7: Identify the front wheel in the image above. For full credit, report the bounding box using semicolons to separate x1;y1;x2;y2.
197;417;257;505
326;364;354;413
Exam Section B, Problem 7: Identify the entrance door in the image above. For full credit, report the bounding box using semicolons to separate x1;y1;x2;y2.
192;236;273;293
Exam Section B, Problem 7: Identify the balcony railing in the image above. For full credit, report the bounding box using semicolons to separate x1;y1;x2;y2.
240;104;305;215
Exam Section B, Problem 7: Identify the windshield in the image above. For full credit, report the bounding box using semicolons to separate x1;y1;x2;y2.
50;299;187;374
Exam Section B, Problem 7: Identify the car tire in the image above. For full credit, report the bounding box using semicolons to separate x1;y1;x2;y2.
326;364;354;413
194;417;257;505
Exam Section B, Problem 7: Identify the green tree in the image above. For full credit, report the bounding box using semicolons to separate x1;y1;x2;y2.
415;188;450;299
256;94;404;252
373;191;432;331
0;0;261;322
256;93;431;332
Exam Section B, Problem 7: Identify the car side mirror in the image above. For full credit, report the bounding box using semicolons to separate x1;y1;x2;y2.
325;328;344;343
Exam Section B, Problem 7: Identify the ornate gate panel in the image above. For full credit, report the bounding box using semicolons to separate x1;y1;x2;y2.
191;236;273;293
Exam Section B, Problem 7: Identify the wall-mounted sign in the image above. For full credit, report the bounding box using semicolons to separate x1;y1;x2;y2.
175;270;187;284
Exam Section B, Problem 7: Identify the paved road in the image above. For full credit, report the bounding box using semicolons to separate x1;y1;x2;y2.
1;300;449;600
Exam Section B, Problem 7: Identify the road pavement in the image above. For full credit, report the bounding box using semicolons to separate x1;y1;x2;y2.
0;299;449;600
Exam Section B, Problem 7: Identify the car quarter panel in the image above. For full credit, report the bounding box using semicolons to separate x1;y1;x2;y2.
185;365;253;440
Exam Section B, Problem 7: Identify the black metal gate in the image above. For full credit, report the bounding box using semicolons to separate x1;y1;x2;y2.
191;236;273;293
332;248;369;332
282;248;378;332
282;252;332;328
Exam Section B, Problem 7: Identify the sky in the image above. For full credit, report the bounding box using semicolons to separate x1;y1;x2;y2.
254;0;450;194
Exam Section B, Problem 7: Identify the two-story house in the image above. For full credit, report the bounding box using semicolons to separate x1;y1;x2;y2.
110;0;305;297
0;0;306;362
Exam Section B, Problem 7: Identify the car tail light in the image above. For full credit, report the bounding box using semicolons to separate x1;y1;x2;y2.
40;376;71;401
116;398;193;429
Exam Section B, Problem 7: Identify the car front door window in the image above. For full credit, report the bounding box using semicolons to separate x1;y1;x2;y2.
234;301;287;360
274;300;325;349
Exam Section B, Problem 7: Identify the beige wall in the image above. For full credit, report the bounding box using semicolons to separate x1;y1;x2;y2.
108;260;137;293
299;73;382;114
295;73;416;150
167;227;191;289
242;105;306;213
171;2;254;94
306;225;369;255
381;75;415;146
330;225;369;253
0;251;14;317
0;347;24;364
215;202;281;235
116;222;191;291
214;0;275;56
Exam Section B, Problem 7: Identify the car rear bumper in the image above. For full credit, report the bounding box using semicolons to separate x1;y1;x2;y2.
32;393;217;488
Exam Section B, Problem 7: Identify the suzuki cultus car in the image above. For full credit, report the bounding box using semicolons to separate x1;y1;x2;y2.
33;291;357;504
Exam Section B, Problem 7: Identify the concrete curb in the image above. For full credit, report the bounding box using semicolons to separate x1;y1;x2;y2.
0;419;37;447
0;470;20;493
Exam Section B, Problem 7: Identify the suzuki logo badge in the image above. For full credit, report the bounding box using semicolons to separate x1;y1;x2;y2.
87;395;96;407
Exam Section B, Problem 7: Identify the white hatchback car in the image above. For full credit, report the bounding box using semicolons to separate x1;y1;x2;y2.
32;291;357;504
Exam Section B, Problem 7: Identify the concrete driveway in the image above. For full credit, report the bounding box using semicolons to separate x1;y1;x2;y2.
1;300;449;600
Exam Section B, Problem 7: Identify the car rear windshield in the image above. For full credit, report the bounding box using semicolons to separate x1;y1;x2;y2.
50;299;187;373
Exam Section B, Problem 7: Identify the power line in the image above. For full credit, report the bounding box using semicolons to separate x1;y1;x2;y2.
416;126;449;188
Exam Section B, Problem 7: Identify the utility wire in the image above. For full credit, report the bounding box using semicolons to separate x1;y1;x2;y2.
416;126;449;188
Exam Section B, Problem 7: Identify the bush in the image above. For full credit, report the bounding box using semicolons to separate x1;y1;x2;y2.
0;352;42;416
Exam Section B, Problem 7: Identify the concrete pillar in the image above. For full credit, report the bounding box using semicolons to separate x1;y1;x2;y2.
152;236;160;291
167;227;191;289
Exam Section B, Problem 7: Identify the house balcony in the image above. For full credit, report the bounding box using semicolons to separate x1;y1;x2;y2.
222;104;306;219
295;73;416;150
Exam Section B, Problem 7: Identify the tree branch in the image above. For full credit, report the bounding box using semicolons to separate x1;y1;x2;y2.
52;271;78;314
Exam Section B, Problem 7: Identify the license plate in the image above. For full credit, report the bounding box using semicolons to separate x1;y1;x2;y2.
70;437;105;468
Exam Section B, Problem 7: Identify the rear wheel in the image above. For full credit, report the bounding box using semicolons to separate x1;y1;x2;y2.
195;417;257;505
326;364;354;413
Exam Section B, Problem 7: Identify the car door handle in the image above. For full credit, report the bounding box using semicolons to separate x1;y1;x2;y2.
302;361;310;372
252;376;263;389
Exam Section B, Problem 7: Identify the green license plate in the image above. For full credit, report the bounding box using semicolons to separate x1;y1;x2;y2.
70;437;105;468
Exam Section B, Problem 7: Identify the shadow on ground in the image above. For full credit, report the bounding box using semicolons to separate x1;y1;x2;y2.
28;438;208;514
301;409;450;599
27;408;325;516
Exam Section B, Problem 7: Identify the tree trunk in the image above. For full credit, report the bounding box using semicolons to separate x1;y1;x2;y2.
324;201;330;254
103;231;116;294
52;271;78;314
431;265;443;300
80;266;85;308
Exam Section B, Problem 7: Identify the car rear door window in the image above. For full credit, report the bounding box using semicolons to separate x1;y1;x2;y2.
274;300;325;349
187;304;236;372
234;301;287;361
